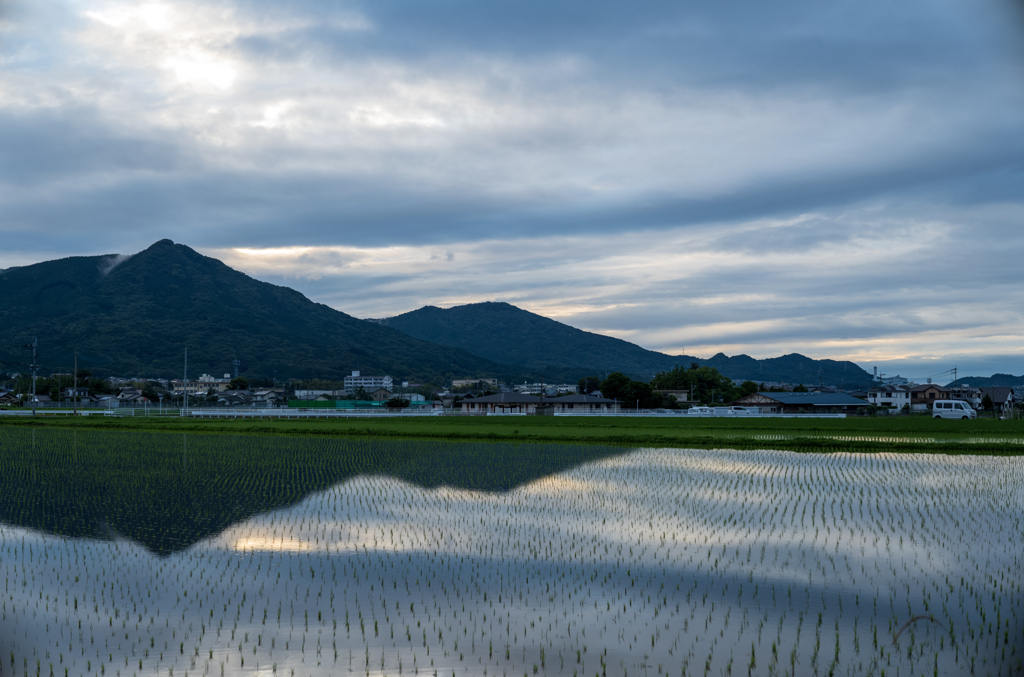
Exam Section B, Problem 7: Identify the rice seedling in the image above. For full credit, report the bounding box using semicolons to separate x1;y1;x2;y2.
0;428;1020;676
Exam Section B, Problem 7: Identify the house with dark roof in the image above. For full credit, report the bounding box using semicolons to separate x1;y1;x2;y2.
546;394;620;414
459;392;541;414
979;387;1015;414
730;391;869;414
909;384;950;411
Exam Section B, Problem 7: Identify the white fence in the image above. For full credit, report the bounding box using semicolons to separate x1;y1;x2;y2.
183;408;442;419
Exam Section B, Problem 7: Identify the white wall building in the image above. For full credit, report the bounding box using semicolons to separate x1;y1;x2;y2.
866;385;910;409
344;371;393;392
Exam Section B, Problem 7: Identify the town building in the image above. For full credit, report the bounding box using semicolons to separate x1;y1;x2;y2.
452;378;498;388
344;371;393;392
909;384;950;411
730;391;869;414
866;385;910;409
459;392;542;414
513;383;578;395
544;394;620;413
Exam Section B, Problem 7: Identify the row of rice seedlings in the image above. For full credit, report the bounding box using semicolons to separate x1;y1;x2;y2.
1;444;1021;676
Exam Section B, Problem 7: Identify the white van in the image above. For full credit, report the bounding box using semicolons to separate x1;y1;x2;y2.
687;406;714;415
932;400;976;420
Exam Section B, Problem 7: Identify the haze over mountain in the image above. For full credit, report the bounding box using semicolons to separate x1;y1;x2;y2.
0;240;524;383
376;302;874;387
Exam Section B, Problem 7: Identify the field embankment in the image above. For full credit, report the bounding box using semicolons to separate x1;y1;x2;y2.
3;414;1024;454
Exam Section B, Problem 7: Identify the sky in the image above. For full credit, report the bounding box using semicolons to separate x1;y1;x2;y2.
2;0;1024;382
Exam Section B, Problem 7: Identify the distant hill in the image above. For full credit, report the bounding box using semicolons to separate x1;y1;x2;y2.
947;374;1024;388
376;302;873;386
0;240;529;383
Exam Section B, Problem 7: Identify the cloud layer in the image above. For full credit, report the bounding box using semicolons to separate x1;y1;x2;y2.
2;0;1023;379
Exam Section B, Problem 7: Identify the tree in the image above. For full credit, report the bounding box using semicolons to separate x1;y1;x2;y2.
738;381;759;397
650;364;738;405
386;397;410;409
793;383;808;392
600;373;632;401
229;377;249;391
981;393;993;411
577;376;600;395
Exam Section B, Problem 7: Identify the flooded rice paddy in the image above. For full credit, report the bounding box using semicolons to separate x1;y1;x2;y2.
0;429;1021;677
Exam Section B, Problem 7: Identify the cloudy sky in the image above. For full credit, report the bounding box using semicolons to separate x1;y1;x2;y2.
3;0;1023;381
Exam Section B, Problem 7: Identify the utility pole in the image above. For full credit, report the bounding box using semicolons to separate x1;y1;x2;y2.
183;348;188;413
23;337;38;416
74;350;78;416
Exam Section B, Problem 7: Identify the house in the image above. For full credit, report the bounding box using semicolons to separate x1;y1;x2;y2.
64;387;91;399
91;395;119;408
459;392;542;414
866;385;911;410
117;387;149;405
909;384;950;411
369;388;393;403
0;391;19;405
544;394;620;413
978;387;1014;414
730;391;869;414
252;390;282;405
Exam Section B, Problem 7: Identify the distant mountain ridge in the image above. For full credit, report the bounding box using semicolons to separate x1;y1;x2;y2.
947;374;1024;388
377;302;874;386
0;240;529;383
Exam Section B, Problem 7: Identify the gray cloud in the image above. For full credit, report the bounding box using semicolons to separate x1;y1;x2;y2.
2;0;1023;373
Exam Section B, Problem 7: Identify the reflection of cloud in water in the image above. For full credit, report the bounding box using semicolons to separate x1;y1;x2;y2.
3;447;1020;677
211;449;1022;593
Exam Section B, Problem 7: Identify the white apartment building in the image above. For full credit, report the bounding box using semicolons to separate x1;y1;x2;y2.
344;371;393;392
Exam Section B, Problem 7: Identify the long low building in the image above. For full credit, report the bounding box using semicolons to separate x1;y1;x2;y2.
459;393;621;414
460;392;541;414
731;391;869;414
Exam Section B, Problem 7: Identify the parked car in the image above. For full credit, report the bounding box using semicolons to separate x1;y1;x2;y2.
725;406;755;415
687;406;714;415
932;400;976;420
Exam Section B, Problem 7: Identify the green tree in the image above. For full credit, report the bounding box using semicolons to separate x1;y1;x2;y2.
577;376;600;395
229;377;250;391
386;397;410;409
793;383;808;392
650;365;738;405
981;393;993;411
599;373;632;401
738;381;759;397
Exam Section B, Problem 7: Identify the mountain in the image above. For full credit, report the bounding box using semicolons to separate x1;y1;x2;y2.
0;240;527;383
377;302;874;386
947;374;1024;388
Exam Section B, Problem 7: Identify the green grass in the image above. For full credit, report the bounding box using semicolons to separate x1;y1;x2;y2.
4;414;1024;454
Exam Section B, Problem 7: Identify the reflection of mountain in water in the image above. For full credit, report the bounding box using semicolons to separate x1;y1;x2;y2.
0;428;624;556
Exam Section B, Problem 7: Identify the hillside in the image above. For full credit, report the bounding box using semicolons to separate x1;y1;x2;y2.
377;302;873;386
0;240;527;383
947;374;1024;388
